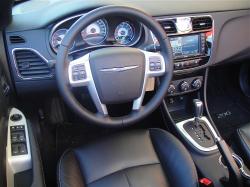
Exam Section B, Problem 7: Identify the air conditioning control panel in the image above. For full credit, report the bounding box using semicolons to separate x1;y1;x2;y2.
167;76;203;96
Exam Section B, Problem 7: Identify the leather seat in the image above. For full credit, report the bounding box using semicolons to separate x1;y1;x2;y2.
58;128;198;187
236;123;250;167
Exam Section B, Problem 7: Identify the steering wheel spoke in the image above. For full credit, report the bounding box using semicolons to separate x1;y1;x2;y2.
132;50;166;111
68;54;108;116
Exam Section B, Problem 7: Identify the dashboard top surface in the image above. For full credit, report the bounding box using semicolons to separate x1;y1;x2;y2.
8;0;250;31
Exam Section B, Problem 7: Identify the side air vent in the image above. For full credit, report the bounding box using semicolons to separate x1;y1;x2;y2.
159;20;177;34
9;36;25;44
192;17;212;31
13;49;52;79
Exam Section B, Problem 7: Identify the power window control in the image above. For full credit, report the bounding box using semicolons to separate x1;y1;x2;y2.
11;143;27;156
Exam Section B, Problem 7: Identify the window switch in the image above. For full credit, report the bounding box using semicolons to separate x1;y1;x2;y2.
19;144;27;154
12;144;19;156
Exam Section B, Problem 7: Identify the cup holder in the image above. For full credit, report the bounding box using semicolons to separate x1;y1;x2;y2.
219;153;250;180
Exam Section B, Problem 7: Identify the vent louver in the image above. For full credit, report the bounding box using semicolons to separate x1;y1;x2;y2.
159;20;177;34
13;49;52;79
9;36;25;44
192;17;212;31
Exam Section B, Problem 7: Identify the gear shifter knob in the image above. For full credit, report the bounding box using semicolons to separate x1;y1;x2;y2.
193;99;203;118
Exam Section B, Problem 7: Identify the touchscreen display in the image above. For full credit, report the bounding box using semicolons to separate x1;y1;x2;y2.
170;35;200;58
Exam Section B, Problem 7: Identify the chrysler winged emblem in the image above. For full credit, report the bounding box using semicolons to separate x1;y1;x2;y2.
100;65;139;72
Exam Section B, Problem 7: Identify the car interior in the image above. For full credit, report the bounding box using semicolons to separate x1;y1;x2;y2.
0;0;250;187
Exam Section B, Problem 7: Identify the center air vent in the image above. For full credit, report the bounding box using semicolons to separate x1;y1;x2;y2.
192;17;212;31
13;49;52;79
159;20;177;34
9;36;25;44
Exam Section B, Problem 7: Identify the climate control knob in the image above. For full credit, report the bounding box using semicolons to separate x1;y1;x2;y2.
179;81;190;92
167;84;176;94
192;79;202;89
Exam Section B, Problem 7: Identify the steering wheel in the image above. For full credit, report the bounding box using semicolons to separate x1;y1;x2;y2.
56;6;173;127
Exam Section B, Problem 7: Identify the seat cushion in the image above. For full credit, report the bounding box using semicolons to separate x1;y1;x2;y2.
58;128;198;187
236;123;250;167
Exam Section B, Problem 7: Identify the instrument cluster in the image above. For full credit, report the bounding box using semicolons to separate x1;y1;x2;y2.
49;16;143;53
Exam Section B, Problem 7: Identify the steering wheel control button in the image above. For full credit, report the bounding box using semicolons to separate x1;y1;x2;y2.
72;64;86;81
10;114;22;122
179;81;190;92
149;56;162;71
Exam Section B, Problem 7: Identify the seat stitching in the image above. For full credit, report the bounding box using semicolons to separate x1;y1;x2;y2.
87;162;160;185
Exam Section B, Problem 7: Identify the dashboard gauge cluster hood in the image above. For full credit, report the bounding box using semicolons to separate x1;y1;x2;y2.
0;0;13;29
7;0;250;32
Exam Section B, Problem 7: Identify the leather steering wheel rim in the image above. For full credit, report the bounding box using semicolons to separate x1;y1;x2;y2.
56;6;173;127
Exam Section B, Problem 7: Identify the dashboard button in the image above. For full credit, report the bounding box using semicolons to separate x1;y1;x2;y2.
167;84;176;94
192;79;202;89
10;114;22;122
179;81;190;92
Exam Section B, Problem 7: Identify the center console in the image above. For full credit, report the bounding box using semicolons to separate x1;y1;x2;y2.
157;15;250;187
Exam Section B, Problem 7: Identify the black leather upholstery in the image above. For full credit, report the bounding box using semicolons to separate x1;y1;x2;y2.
237;123;250;167
58;129;198;187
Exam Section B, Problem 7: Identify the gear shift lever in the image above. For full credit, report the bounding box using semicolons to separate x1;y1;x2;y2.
193;99;203;127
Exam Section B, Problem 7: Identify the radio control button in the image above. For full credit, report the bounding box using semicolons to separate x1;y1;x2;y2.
174;62;182;70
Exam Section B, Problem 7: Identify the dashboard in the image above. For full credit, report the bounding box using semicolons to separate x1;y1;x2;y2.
2;1;250;95
49;16;142;53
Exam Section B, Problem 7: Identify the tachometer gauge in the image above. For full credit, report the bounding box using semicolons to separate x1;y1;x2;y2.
81;19;108;45
114;22;134;45
51;29;74;52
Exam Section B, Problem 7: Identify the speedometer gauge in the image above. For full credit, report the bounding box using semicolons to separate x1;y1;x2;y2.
114;22;135;45
81;19;108;45
51;29;74;52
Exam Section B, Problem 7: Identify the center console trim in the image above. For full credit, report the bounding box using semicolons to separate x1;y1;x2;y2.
176;116;219;152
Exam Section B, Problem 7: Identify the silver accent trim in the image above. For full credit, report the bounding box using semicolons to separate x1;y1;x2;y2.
68;54;108;115
175;116;219;152
100;65;139;72
6;108;32;187
12;48;53;80
49;13;143;53
133;50;166;110
219;153;250;180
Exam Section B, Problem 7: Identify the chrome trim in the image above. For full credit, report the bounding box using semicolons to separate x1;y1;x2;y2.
6;108;32;187
219;153;250;180
133;50;166;110
12;48;53;80
175;117;219;152
100;65;139;72
49;13;143;53
68;54;108;115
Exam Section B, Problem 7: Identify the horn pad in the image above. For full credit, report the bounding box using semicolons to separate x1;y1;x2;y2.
89;47;145;104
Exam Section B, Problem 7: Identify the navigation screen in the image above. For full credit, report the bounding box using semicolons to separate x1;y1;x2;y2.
170;35;200;58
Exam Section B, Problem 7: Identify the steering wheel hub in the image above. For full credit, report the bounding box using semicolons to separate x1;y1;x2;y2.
89;47;145;104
